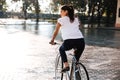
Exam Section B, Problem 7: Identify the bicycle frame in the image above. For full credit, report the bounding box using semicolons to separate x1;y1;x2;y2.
70;54;78;80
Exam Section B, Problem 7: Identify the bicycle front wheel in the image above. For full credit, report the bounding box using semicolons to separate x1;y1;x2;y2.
55;54;63;80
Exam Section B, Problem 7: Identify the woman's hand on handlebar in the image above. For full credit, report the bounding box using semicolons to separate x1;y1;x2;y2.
49;40;57;45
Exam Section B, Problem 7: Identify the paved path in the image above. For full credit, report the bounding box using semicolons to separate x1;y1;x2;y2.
83;46;120;80
0;28;56;80
0;27;120;80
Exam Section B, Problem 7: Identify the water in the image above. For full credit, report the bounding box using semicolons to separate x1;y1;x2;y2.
82;28;120;48
1;20;120;48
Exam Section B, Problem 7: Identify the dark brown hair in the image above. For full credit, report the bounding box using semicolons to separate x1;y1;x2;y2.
61;5;74;22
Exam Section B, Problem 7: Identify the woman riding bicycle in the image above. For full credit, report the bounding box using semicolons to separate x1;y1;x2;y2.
50;5;85;73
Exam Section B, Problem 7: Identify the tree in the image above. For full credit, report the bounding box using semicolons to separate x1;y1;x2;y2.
69;0;87;12
0;0;6;11
0;0;7;18
103;0;117;25
12;0;40;22
50;0;61;13
34;0;40;23
23;0;28;19
87;0;104;26
51;0;87;12
87;0;117;26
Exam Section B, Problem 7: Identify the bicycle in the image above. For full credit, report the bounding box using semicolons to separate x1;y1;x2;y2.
54;43;89;80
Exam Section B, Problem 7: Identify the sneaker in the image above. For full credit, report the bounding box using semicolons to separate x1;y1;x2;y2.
61;67;70;73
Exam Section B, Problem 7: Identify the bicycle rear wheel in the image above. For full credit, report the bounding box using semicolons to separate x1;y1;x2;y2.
76;62;89;80
70;62;89;80
55;54;63;80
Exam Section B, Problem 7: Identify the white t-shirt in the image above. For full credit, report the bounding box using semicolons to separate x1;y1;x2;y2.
58;16;84;40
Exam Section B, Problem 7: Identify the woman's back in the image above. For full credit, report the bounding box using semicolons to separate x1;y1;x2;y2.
58;16;83;40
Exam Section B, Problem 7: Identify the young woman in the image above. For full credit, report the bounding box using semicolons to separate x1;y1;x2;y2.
50;5;85;72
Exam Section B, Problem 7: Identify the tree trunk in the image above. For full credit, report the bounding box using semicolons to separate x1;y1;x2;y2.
106;7;110;26
97;1;101;27
23;2;27;20
35;0;40;23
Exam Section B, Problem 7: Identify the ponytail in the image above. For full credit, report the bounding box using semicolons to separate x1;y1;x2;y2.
68;6;74;22
61;5;75;23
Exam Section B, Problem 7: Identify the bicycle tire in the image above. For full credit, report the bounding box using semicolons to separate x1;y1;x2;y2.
70;62;89;80
55;54;64;80
76;62;89;80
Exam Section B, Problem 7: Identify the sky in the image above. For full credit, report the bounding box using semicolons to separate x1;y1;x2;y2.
6;0;51;12
6;0;23;12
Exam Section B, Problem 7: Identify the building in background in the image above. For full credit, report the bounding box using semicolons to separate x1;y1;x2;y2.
115;0;120;27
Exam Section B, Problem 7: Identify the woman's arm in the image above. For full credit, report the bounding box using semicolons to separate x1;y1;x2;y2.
50;22;61;45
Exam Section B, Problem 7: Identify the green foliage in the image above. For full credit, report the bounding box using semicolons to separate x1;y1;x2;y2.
12;0;40;21
12;0;20;2
51;0;81;13
51;0;61;12
69;0;87;11
12;0;40;13
0;0;6;11
51;0;87;12
51;0;117;24
49;3;59;13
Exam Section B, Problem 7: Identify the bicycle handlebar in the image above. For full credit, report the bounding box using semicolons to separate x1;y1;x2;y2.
49;42;61;45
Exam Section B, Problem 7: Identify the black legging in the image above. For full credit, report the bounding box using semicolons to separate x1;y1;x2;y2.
59;38;85;62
